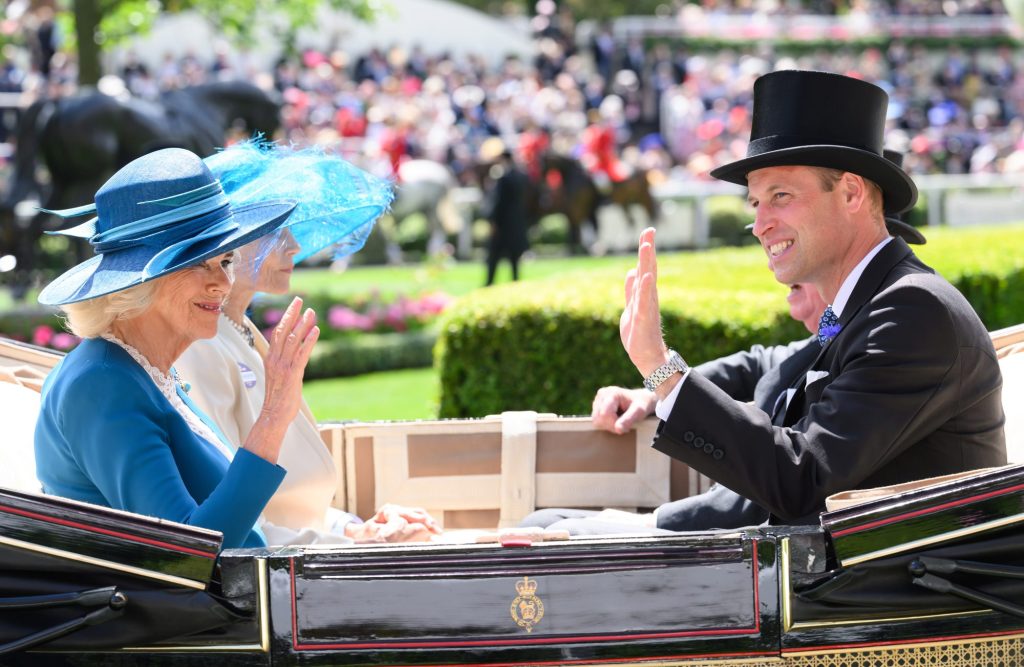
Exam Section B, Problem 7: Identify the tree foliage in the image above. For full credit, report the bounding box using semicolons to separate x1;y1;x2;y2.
63;0;383;86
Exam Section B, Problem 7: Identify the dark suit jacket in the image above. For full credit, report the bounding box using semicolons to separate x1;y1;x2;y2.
484;165;530;259
653;238;1007;524
655;338;820;531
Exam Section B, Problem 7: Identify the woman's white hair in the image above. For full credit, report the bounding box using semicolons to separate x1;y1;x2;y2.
61;281;159;338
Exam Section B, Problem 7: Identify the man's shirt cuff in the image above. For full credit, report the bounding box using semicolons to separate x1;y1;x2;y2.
654;368;690;421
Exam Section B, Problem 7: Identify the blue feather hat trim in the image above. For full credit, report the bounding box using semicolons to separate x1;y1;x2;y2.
204;139;394;263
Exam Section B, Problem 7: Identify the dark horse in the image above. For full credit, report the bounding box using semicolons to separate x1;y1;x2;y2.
536;154;658;254
1;81;280;288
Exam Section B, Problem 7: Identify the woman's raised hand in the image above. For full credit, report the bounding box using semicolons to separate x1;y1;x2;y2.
244;297;319;463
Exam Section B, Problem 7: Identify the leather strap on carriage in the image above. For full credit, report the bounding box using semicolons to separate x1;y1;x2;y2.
499;411;539;528
910;556;1024;619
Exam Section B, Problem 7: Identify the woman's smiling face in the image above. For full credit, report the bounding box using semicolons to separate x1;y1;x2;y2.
146;251;236;345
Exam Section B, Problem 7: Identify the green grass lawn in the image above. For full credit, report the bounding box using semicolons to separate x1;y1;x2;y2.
289;253;635;301
296;254;639;421
304;367;439;422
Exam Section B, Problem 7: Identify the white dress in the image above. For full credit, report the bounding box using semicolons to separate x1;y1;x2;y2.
175;316;355;545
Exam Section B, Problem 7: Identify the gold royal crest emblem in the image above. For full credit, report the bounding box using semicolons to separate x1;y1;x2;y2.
510;576;545;633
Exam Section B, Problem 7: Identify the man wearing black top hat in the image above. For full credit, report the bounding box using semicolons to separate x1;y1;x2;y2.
621;70;1005;524
519;153;935;535
483;147;530;286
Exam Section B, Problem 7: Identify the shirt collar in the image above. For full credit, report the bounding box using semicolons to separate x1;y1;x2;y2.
831;236;893;317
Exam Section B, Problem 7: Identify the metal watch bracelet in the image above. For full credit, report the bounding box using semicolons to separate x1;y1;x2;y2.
642;350;688;392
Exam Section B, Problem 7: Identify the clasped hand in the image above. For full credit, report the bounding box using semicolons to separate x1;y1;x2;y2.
346;504;443;543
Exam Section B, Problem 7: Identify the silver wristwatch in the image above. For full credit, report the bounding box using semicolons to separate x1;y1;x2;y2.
643;350;688;392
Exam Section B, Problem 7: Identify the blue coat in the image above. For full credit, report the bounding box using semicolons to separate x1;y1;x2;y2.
35;337;285;549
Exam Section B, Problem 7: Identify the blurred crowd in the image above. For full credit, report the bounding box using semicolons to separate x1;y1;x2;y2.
1;0;1023;185
694;0;1007;16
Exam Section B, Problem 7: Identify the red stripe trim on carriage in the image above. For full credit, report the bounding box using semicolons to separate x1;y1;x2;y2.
829;482;1024;538
0;503;218;559
784;627;1024;653
289;540;763;651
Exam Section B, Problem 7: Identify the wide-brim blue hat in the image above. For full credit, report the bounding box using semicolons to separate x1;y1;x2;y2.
203;139;394;264
37;148;297;306
710;70;918;215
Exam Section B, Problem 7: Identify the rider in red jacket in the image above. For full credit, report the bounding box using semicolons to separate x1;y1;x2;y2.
579;105;630;190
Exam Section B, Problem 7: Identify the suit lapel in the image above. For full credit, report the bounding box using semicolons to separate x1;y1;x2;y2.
763;339;818;424
778;238;917;426
834;237;914;333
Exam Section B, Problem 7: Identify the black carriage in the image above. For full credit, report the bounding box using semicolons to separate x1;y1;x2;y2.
0;332;1021;666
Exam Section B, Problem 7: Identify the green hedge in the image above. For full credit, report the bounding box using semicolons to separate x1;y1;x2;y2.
306;329;437;379
436;223;1024;418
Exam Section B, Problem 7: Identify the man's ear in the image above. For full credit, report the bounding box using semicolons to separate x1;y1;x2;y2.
841;172;870;214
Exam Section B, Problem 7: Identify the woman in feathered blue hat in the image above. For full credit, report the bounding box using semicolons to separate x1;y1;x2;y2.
33;147;319;549
176;141;441;544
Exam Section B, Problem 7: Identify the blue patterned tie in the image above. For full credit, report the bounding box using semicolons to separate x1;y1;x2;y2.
817;305;841;346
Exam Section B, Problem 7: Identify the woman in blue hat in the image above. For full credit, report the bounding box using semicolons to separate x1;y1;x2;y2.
175;141;440;544
33;147;318;549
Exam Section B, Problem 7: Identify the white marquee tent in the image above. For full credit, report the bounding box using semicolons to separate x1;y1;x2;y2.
108;0;533;73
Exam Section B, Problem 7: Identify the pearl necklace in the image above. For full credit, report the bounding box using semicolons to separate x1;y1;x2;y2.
223;312;255;348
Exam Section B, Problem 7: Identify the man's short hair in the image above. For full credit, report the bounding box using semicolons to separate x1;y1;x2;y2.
812;167;884;218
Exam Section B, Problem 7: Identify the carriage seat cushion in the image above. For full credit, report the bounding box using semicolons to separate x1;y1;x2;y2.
999;343;1024;465
0;379;42;493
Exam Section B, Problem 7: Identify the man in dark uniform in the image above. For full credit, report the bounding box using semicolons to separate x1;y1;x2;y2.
483;148;530;286
623;71;1005;525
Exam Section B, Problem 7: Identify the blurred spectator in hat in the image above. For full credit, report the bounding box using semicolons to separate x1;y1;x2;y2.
590;22;616;85
29;7;58;81
481;144;530;286
882;149;926;244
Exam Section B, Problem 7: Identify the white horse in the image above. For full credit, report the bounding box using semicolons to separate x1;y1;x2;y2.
390;159;463;257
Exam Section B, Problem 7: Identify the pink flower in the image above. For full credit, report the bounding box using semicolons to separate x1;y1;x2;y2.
327;306;375;332
32;325;54;347
262;309;284;326
51;333;80;351
327;305;356;329
383;304;407;330
418;291;453;314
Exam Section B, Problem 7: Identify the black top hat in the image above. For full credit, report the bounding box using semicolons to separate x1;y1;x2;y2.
710;70;918;215
882;149;926;244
